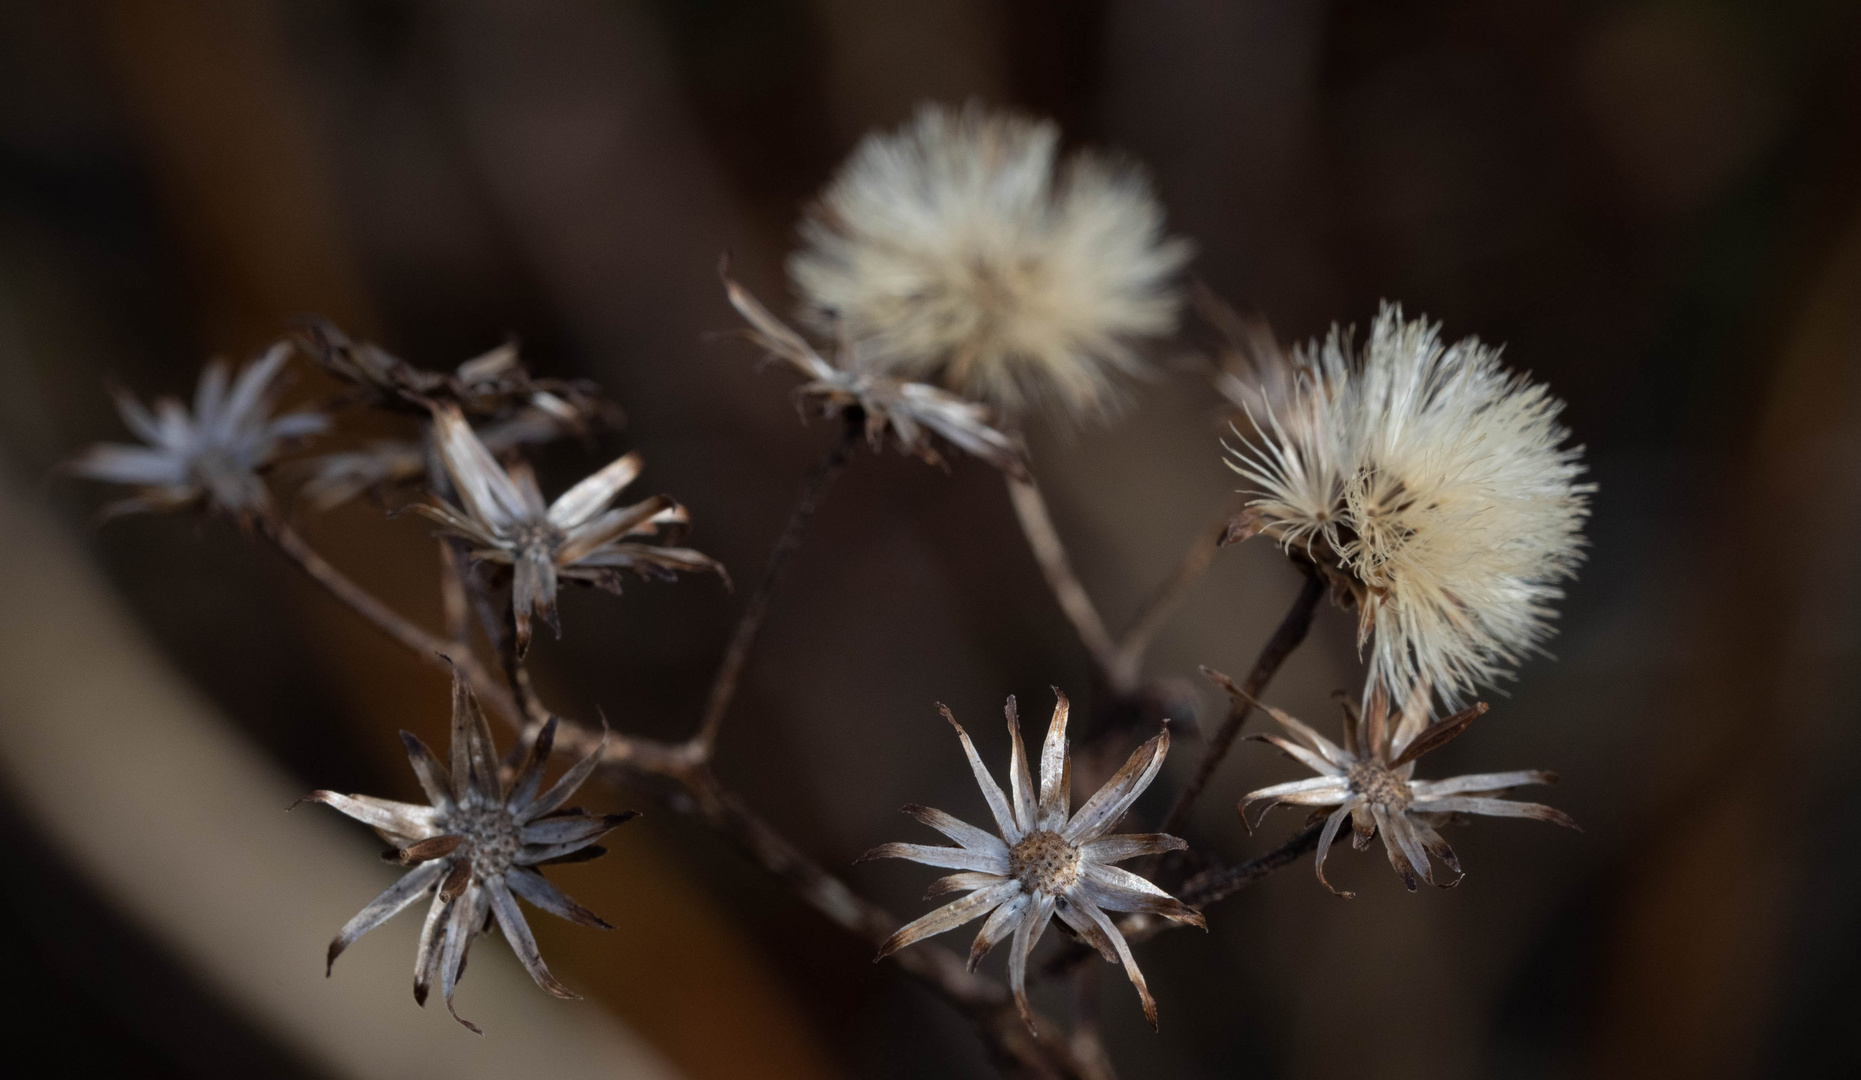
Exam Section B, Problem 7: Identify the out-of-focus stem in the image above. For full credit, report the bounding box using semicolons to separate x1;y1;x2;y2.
1157;570;1325;838
1007;474;1118;672
1106;508;1233;693
693;418;859;754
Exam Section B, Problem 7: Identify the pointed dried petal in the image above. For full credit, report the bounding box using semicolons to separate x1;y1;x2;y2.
1385;809;1440;887
1055;897;1118;964
1251;732;1346;777
1314;801;1356;898
1409;770;1556;799
485;876;577;999
1008;893;1057;1034
856;842;1010;874
430;404;527;529
968;893;1027;971
1079;863;1204;927
1064;728;1169;844
940;705;1020;842
1388;702;1487;768
412;889;450;1006
439;883;489;1033
1037;690;1071;829
1364;683;1390;764
1083;900;1159;1030
1256;704;1353;770
1371;803;1419;891
1409;796;1580;830
506;866;614;929
557;494;676;563
925;871;1006;898
522;723;607;821
520;812;636;847
398;730;453;810
449;668;502;804
546;452;642;529
1388;680;1434;759
901;804;1010;855
504;717;558;812
1408;817;1464;886
301;791;440;838
875;879;1019;959
1238;776;1350;831
1004;696;1036;837
326;860;445;974
1080;833;1187;864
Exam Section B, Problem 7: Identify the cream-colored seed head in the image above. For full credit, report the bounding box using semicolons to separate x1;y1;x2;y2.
1226;304;1593;705
788;103;1191;421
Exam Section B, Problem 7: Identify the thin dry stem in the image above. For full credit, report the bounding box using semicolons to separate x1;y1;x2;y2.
1007;474;1118;672
695;418;859;753
1157;570;1326;838
1107;506;1235;692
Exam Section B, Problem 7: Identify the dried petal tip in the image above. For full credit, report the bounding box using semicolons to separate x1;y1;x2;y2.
869;689;1194;1030
310;672;627;1030
1238;685;1575;893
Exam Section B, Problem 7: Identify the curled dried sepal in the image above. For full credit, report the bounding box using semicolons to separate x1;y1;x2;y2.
305;672;634;1031
1222;671;1577;896
866;690;1199;1033
721;265;1029;481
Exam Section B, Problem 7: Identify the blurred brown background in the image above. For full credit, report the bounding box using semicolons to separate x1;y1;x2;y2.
2;1;1859;1077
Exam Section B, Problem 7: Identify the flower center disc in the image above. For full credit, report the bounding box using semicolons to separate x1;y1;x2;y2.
1348;763;1412;811
1008;829;1081;894
450;804;520;878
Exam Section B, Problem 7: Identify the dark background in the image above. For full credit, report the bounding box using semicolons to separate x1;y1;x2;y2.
2;1;1859;1077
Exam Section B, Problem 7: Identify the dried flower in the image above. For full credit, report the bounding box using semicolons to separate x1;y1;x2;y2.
789;103;1190;420
862;691;1202;1032
723;269;1029;480
300;406;578;512
305;671;633;1032
296;318;618;427
68;344;326;520
414;405;723;655
1228;673;1577;896
1222;304;1592;704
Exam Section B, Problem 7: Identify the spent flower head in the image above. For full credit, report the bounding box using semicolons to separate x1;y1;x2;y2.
1222;304;1592;705
723;268;1028;480
414;404;724;655
305;671;633;1032
862;690;1202;1032
1226;672;1577;896
68;343;326;521
789;103;1190;422
296;318;618;426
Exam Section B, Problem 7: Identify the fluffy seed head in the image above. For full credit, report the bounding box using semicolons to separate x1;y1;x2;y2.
1224;304;1593;705
788;103;1191;421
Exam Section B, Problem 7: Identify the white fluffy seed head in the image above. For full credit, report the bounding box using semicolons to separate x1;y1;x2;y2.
787;102;1191;422
1225;303;1593;706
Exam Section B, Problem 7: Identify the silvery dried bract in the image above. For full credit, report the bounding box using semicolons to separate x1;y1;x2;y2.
863;691;1202;1032
1221;304;1593;705
300;407;572;512
68;343;326;520
306;671;633;1033
414;404;723;655
295;318;619;428
1231;675;1577;896
789;103;1190;422
723;270;1028;480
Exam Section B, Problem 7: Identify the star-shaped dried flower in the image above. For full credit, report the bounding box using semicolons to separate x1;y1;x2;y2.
1228;674;1578;896
305;671;634;1033
862;691;1202;1032
299;406;578;512
413;404;724;654
722;269;1028;480
1220;304;1592;704
68;344;326;521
